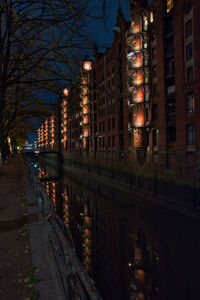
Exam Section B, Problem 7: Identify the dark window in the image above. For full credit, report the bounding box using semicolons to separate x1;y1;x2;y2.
153;129;159;146
185;20;192;37
187;66;193;82
112;117;115;129
152;104;158;121
103;137;105;147
112;103;115;113
186;43;193;60
119;134;123;147
108;119;110;130
185;3;192;14
187;124;195;145
112;135;115;147
168;127;176;142
152;47;156;59
167;97;176;120
165;36;174;55
152;65;157;77
99;122;101;132
164;16;173;35
151;33;156;41
108;136;111;147
166;59;174;75
186;92;195;114
129;133;132;146
103;121;105;131
152;84;157;96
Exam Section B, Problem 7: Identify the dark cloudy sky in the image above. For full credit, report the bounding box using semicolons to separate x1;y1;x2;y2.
29;0;131;142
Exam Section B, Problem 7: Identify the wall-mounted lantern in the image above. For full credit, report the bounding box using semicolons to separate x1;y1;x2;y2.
83;61;92;71
63;88;69;96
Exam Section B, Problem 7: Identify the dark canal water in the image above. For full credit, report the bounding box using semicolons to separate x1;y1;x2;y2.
37;158;200;300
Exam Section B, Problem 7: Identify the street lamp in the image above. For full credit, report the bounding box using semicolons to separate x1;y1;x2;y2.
63;88;69;96
83;61;92;71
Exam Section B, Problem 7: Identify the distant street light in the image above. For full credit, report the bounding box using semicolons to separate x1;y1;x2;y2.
63;88;69;96
83;61;92;71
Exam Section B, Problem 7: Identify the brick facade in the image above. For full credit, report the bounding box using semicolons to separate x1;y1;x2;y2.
38;0;200;183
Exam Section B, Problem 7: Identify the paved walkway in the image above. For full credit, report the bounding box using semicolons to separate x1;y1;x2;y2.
0;156;32;299
0;156;66;299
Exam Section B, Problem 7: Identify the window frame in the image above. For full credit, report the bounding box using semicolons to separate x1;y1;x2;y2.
186;92;195;114
185;19;192;38
186;66;193;82
153;129;159;147
152;104;158;121
186;124;195;145
186;43;193;61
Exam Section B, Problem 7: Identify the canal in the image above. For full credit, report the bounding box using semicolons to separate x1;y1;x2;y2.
36;156;200;300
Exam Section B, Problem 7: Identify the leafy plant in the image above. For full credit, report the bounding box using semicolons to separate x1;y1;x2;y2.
24;266;40;300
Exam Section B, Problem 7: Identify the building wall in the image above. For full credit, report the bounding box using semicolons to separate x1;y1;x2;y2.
37;0;200;184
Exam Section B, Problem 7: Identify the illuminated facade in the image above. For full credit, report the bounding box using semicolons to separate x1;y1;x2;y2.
82;203;92;274
50;115;55;150
61;89;68;150
80;62;92;152
37;0;200;182
45;119;48;149
127;3;152;150
63;186;69;229
37;123;45;149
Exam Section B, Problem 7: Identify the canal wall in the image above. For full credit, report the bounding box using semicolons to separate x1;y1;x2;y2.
39;153;200;221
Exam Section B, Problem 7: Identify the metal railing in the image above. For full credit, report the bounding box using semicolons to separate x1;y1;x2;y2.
24;155;102;300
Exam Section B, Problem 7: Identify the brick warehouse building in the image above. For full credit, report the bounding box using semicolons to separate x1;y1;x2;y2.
38;0;200;183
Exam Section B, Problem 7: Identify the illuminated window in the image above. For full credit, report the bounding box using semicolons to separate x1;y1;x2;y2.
186;124;195;145
143;34;148;49
186;92;195;114
144;69;148;84
143;16;148;31
166;0;173;13
134;131;138;142
150;11;154;23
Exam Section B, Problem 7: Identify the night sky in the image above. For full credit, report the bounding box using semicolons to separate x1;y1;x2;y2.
29;0;131;142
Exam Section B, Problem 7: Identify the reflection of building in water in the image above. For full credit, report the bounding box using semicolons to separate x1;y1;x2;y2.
46;181;50;196
52;182;56;208
36;163;200;299
63;186;69;229
92;199;130;300
66;188;85;261
38;165;57;211
82;203;93;276
128;229;151;300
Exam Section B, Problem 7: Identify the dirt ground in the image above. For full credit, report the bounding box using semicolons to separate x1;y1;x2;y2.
0;155;35;300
